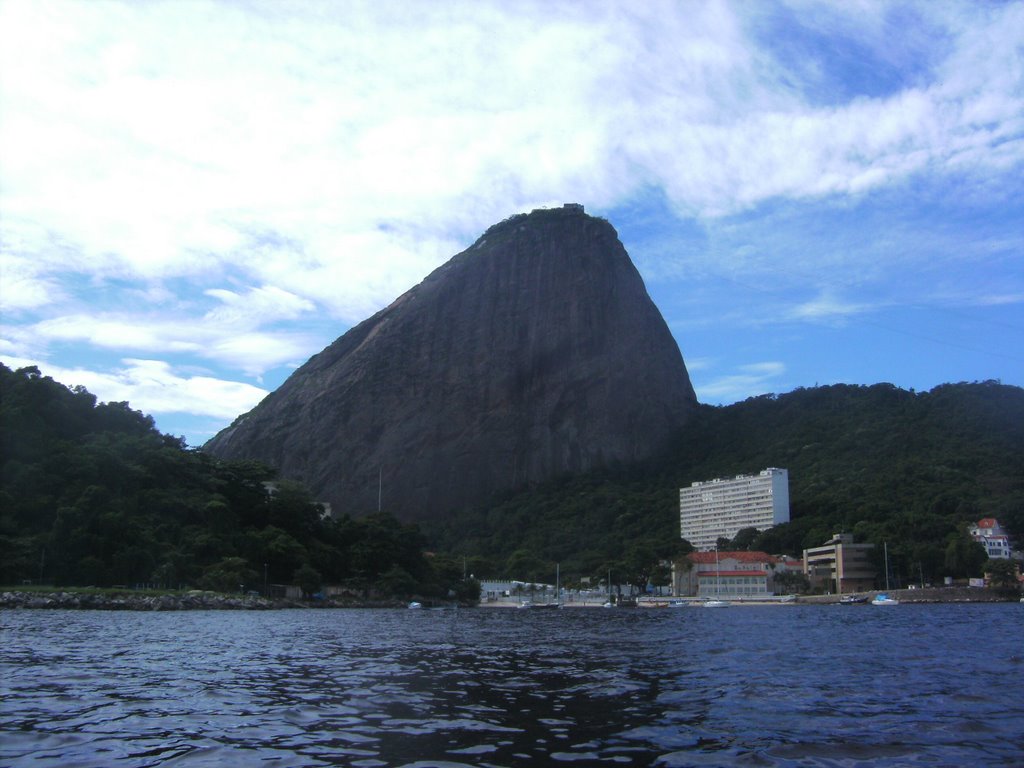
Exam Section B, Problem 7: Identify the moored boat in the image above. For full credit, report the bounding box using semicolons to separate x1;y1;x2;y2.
840;594;869;604
701;599;730;608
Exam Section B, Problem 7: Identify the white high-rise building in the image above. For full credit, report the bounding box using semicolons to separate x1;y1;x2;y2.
680;468;790;551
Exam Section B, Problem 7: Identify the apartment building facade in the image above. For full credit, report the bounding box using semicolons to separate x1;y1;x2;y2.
679;468;790;551
803;532;876;594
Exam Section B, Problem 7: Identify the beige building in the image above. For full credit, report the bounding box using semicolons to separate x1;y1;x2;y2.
679;468;790;551
803;533;876;594
673;551;797;598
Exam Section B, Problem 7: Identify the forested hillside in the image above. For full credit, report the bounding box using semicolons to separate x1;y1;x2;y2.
430;382;1024;589
0;364;472;599
3;363;1020;595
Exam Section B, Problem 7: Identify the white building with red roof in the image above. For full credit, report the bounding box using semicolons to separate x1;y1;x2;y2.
970;518;1012;559
672;550;792;598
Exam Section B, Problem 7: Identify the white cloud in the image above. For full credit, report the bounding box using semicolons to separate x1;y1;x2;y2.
2;0;1019;320
0;355;267;420
0;253;64;310
696;362;787;402
20;297;324;377
788;291;873;323
0;0;1020;425
204;285;315;326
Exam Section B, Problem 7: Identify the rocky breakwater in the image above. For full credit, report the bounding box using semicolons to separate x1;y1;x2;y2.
0;590;278;611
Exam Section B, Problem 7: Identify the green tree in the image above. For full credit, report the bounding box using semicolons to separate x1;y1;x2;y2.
377;564;417;597
730;527;761;550
943;532;988;579
293;563;322;598
201;557;257;593
773;569;810;595
505;549;547;582
984;559;1020;591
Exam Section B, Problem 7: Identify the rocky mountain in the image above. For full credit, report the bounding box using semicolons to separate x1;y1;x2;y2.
205;205;698;521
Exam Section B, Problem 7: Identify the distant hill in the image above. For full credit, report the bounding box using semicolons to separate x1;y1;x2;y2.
205;206;698;522
429;381;1024;587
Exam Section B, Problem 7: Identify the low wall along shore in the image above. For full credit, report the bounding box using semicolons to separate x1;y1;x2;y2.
0;590;410;611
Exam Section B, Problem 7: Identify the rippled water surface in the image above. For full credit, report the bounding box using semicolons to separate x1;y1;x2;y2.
2;604;1022;767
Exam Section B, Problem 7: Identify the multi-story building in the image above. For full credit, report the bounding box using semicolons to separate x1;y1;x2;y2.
679;468;790;551
969;518;1012;559
803;533;876;594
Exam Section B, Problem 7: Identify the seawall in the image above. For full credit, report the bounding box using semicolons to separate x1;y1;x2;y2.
0;590;410;611
796;587;1017;604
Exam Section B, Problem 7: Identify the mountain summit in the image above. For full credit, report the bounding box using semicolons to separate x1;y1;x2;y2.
205;205;698;521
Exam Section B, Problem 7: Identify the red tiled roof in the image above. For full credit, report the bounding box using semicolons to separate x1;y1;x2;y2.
688;551;777;564
697;571;769;578
976;518;998;528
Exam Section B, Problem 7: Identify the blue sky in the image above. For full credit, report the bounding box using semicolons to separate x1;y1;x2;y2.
1;0;1022;447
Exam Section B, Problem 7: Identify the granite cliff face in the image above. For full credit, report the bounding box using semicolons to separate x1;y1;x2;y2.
205;206;698;521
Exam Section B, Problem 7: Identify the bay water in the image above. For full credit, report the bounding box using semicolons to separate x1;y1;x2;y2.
2;603;1022;767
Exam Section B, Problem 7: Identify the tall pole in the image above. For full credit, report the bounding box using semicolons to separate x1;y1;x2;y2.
884;542;890;591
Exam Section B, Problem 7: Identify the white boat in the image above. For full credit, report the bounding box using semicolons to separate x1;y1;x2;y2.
702;547;731;607
408;601;422;609
701;599;730;608
872;542;899;606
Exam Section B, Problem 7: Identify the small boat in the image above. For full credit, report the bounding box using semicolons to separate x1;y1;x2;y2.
872;543;899;605
701;599;730;608
840;594;868;605
408;601;423;609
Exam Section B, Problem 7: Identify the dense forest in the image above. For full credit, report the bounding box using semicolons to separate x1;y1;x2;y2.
2;363;1021;596
0;364;476;600
429;381;1024;591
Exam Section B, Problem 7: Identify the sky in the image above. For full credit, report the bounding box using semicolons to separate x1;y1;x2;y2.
1;0;1022;447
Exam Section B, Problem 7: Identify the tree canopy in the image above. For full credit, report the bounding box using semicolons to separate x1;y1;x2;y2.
0;364;468;600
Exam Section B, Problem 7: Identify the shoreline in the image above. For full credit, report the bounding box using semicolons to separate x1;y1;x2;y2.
480;586;1019;608
0;590;422;611
2;586;1018;611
